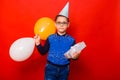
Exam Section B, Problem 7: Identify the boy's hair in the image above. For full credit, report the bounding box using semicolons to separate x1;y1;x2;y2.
54;15;69;22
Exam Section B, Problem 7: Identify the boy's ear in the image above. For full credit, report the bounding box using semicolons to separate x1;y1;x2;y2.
54;22;57;27
67;22;70;28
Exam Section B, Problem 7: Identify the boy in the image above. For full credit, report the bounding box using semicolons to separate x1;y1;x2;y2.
34;15;80;80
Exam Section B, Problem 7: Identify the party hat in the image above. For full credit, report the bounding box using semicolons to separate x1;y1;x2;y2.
59;2;69;18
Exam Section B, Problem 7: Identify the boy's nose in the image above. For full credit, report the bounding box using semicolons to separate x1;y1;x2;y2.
59;23;64;27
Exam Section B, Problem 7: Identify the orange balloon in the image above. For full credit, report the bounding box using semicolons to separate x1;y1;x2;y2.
34;17;56;40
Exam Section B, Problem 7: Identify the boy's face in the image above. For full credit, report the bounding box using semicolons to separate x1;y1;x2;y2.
55;16;69;33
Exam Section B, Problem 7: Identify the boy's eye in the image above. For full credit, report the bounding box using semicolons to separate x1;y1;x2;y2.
56;22;68;25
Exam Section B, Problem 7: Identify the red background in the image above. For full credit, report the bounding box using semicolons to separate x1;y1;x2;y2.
0;0;120;80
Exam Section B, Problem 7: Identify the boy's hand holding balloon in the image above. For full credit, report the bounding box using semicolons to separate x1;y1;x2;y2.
34;34;40;46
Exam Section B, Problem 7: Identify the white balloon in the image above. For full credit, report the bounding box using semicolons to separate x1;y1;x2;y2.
9;37;35;62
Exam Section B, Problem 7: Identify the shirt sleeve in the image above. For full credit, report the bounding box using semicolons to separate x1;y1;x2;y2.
36;39;50;55
71;40;79;60
72;40;76;46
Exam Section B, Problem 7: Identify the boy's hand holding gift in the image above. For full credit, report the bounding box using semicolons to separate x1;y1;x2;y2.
64;41;86;59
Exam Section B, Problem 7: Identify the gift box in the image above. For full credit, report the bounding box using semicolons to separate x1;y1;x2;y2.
64;41;86;58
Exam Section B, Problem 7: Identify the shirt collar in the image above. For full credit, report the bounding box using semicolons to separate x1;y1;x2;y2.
56;32;67;36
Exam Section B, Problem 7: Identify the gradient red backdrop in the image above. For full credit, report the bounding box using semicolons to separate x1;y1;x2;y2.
0;0;120;80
